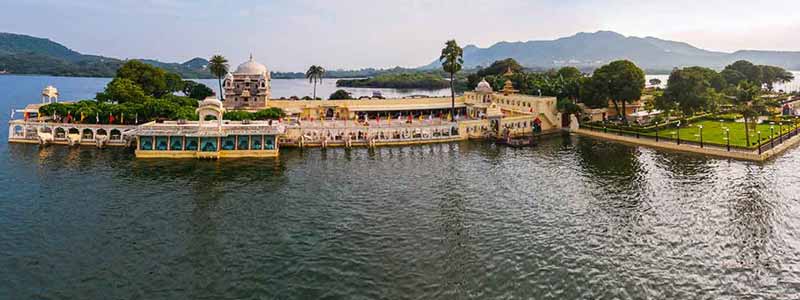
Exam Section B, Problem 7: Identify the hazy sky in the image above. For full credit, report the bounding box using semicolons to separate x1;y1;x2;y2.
2;0;799;71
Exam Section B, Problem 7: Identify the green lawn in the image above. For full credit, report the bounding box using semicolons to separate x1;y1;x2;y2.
642;120;798;148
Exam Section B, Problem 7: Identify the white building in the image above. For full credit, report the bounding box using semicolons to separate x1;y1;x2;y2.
222;55;271;110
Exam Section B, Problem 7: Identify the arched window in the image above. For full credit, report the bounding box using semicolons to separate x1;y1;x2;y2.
55;128;66;139
110;129;121;140
82;129;94;140
13;125;24;137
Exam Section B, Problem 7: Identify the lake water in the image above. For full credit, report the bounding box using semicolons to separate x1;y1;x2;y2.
2;75;800;299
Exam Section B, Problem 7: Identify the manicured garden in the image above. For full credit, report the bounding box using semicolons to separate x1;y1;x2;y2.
642;119;799;148
583;116;800;149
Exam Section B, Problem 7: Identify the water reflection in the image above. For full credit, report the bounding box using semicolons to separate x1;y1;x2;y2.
3;135;800;298
728;168;775;270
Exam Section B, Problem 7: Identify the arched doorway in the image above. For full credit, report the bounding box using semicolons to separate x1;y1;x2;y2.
82;129;94;140
13;125;24;137
110;129;121;140
55;128;66;139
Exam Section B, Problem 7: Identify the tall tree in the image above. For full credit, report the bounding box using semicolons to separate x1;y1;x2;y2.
721;68;747;87
96;78;147;104
578;76;608;109
759;65;794;91
208;55;229;100
305;65;326;100
731;81;763;147
440;40;463;120
557;66;582;81
592;60;646;122
661;67;722;116
115;60;169;97
724;60;762;85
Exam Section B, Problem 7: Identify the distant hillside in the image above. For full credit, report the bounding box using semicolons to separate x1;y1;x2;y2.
423;31;800;71
0;32;213;78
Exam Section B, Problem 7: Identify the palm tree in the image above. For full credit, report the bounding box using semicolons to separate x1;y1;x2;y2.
208;55;229;100
733;81;762;147
305;65;325;100
440;40;463;121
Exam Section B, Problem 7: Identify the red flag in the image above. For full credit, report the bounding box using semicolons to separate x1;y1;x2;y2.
66;112;72;123
108;114;115;124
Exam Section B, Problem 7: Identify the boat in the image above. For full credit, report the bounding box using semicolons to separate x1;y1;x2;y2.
495;136;537;148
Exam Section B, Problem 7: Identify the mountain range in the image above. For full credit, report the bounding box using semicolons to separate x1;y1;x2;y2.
2;31;799;78
0;32;213;78
423;31;800;71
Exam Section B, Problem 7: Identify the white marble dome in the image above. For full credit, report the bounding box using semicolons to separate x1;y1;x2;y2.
475;78;493;93
235;55;268;75
42;85;59;97
200;96;223;108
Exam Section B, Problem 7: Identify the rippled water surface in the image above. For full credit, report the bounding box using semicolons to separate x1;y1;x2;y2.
2;76;800;299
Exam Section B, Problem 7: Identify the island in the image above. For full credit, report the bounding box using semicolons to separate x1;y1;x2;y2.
336;73;450;89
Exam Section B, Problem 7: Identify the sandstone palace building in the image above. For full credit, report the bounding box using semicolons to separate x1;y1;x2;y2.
222;55;271;109
8;56;565;159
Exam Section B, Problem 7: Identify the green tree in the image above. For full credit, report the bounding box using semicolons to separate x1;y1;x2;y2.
440;40;463;120
96;78;147;104
182;81;213;100
557;98;581;115
721;68;747;86
724;60;762;85
208;55;229;100
557;66;582;81
759;65;794;91
305;65;325;100
659;67;724;116
578;76;608;109
165;72;184;94
115;60;169;97
592;60;645;122
253;108;285;120
329;89;352;100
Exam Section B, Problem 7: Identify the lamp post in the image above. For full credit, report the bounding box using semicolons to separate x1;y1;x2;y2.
676;122;681;145
770;125;775;149
725;128;730;151
795;116;799;133
758;131;762;154
655;121;660;142
698;125;704;148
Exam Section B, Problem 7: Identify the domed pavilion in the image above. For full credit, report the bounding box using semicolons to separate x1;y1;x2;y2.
223;54;271;110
